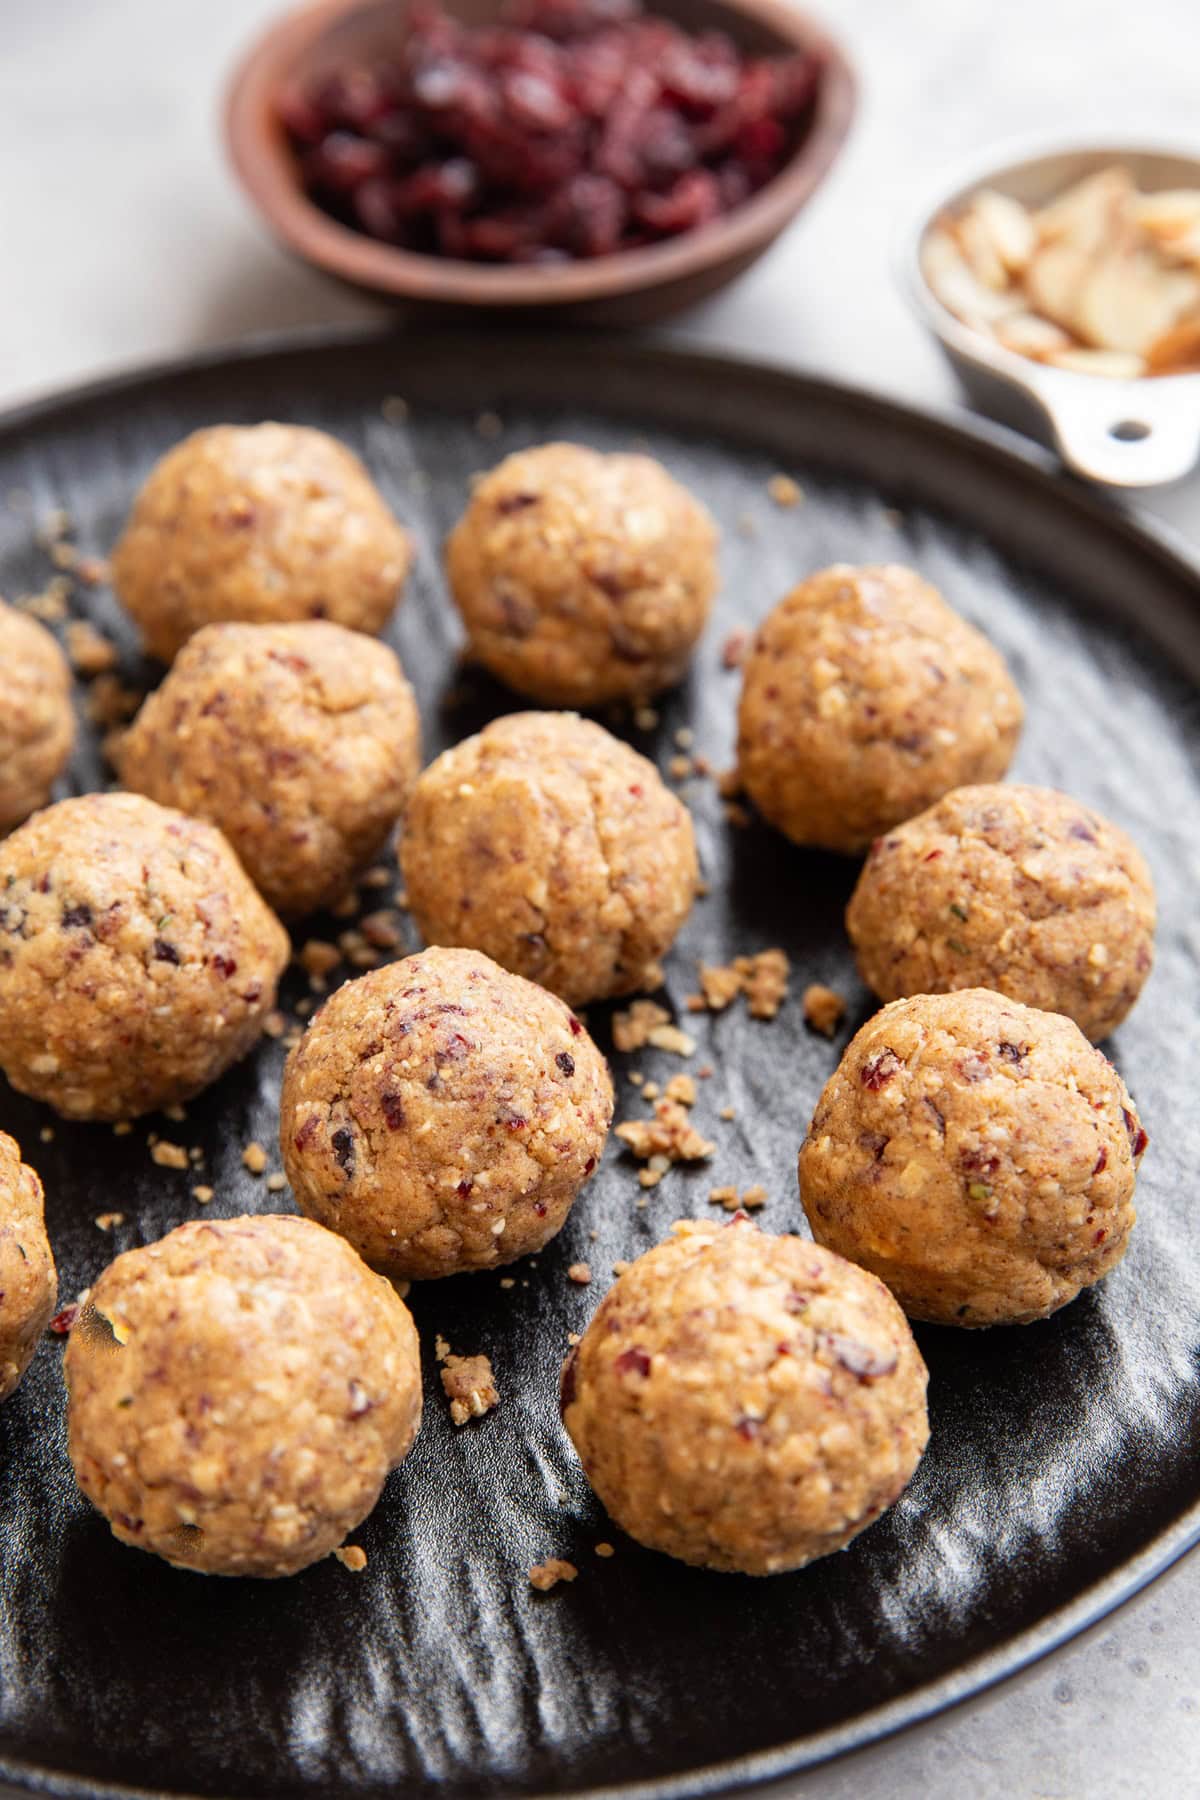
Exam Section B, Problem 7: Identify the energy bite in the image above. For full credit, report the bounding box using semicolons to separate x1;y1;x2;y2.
280;946;613;1280
0;598;75;834
118;620;421;917
846;785;1156;1041
0;1131;57;1403
112;424;413;663
737;564;1023;853
400;711;697;1006
560;1216;929;1575
446;442;718;706
65;1214;422;1577
799;989;1146;1327
0;793;289;1120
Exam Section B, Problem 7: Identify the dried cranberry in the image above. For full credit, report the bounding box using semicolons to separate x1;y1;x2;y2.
294;1115;319;1151
49;1305;80;1335
456;1177;474;1198
614;1345;650;1376
568;1014;583;1035
209;954;238;979
61;903;93;929
1092;1145;1108;1175
997;1040;1026;1065
282;0;819;265
380;1089;406;1130
152;939;180;965
735;1416;761;1441
583;1155;595;1174
555;1051;575;1077
1068;819;1099;844
331;1127;356;1175
861;1048;901;1091
495;491;539;514
1122;1108;1149;1160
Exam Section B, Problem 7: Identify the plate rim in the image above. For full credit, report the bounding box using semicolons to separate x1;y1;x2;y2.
1;321;1198;1800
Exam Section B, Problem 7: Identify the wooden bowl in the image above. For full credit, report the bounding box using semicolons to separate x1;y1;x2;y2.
225;0;856;325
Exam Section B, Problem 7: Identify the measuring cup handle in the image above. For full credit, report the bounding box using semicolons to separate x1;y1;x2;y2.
1024;365;1200;488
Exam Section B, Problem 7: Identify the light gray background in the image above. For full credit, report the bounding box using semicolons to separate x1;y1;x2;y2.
2;3;1198;1796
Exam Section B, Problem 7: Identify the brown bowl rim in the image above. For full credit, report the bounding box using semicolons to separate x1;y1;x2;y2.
224;0;857;308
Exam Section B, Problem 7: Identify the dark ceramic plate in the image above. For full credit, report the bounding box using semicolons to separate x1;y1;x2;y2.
1;332;1198;1800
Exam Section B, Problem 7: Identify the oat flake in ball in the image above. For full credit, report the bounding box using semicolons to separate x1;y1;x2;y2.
400;711;698;1006
280;945;613;1281
112;424;413;663
0;793;289;1120
0;598;75;834
737;564;1024;853
799;989;1146;1327
65;1214;422;1577
0;1131;57;1403
118;620;421;917
845;784;1156;1042
446;442;718;706
561;1217;929;1575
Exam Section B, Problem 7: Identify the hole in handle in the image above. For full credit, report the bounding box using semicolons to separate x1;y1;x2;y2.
1109;420;1151;442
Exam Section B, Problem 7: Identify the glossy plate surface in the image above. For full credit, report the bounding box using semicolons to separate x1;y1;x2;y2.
1;331;1197;1800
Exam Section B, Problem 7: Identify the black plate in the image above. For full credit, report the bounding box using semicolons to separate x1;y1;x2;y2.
2;331;1199;1800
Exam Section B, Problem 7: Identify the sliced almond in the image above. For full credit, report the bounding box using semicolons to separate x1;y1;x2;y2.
994;312;1074;359
1145;316;1200;375
1034;166;1134;255
922;227;1023;327
954;206;1011;290
1133;189;1200;243
1075;251;1200;354
1024;243;1092;330
1046;347;1147;379
1155;222;1200;270
970;188;1037;274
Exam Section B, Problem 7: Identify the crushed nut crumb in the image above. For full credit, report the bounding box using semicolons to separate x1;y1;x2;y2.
567;1262;592;1285
333;1545;368;1572
767;473;804;508
94;1212;125;1232
263;1010;287;1039
192;1186;214;1205
150;1140;188;1170
441;1351;500;1425
242;1142;269;1175
616;1100;715;1169
360;909;404;949
803;983;847;1037
529;1558;577;1591
298;939;341;978
65;619;118;677
668;754;692;780
612;999;670;1052
595;1542;615;1558
695;949;789;1020
266;1173;288;1194
664;1073;696;1107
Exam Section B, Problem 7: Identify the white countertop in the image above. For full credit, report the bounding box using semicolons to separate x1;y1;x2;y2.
2;2;1198;1796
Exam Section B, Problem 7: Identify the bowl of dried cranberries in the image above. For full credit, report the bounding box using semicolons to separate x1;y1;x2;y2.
225;0;855;323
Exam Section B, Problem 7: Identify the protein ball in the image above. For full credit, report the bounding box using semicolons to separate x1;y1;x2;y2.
846;785;1156;1042
799;989;1146;1328
560;1217;929;1575
65;1214;422;1577
737;564;1024;853
400;712;697;1006
0;793;289;1120
118;621;421;917
0;1131;57;1403
111;424;413;663
446;442;718;706
0;598;75;834
281;946;612;1280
